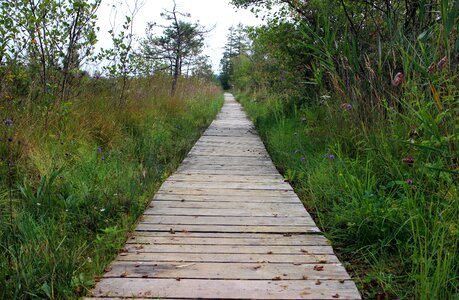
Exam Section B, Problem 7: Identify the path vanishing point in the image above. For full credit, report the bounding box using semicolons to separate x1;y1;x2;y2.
86;93;361;299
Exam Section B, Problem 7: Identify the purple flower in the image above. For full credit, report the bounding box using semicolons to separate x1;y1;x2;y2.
101;157;105;161
4;119;13;127
300;157;305;162
329;154;335;160
340;103;352;110
97;147;102;152
406;178;413;185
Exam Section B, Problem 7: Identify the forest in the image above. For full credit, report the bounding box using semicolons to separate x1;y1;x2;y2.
220;0;458;299
0;0;458;299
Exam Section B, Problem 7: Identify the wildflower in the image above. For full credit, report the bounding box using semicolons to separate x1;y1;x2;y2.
436;56;448;70
406;178;413;185
329;154;335;160
340;103;352;110
300;157;305;162
392;72;404;87
427;63;436;74
100;208;106;212
101;157;105;161
402;156;415;167
36;202;41;206
4;119;13;127
97;147;102;152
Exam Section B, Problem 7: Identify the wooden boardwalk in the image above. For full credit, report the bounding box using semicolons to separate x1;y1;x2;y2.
86;93;361;300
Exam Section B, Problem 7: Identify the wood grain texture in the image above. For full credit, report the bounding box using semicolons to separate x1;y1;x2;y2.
86;93;360;299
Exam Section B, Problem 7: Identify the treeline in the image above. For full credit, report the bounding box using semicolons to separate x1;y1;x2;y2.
220;0;458;299
0;1;221;298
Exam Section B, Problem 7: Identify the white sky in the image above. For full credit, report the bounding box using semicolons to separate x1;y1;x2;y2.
95;0;266;72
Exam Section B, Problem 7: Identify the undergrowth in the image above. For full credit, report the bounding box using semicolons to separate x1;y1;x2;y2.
0;76;223;299
237;92;458;299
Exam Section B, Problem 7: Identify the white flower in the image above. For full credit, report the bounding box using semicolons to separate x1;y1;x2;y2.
100;208;106;212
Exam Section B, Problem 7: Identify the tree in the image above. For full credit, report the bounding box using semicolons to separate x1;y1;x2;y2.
139;0;211;95
219;24;250;90
0;0;101;109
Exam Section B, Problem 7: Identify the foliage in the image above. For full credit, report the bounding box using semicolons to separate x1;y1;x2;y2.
228;0;458;298
0;76;222;299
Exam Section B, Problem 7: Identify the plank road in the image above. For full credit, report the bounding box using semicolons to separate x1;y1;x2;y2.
86;93;361;300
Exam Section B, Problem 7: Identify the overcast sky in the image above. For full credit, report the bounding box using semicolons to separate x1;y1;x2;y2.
95;0;266;72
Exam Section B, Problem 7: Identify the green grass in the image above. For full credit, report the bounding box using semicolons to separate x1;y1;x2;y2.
0;76;223;299
237;94;458;299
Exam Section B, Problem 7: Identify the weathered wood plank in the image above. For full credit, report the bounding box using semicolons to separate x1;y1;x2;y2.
89;278;361;299
139;215;314;226
127;235;329;246
103;262;350;280
115;252;337;264
123;244;334;254
135;224;320;233
144;207;307;217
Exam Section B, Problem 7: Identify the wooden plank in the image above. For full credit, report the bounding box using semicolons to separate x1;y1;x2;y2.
144;207;307;217
155;188;297;197
161;181;292;191
103;262;350;280
127;235;330;246
152;194;302;203
149;200;305;209
139;215;314;226
123;244;334;254
88;278;361;299
115;252;337;264
131;231;323;239
135;224;320;233
169;174;285;182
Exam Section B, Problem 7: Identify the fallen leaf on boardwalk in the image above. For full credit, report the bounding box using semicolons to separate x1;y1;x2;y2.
267;251;273;254
142;274;149;278
315;279;322;285
272;276;282;281
104;267;112;272
319;259;327;263
134;245;144;250
339;279;345;283
300;249;309;253
293;263;302;265
120;271;128;277
332;293;340;298
253;265;262;270
176;278;181;281
169;228;175;234
135;264;140;267
302;276;308;280
300;291;312;296
314;265;324;271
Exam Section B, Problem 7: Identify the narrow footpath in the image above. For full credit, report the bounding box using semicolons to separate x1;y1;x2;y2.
86;93;361;299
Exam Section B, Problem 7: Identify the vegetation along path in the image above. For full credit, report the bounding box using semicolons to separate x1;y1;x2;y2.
86;93;361;299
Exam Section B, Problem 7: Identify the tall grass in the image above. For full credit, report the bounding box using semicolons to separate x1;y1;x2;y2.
0;75;222;299
232;2;458;296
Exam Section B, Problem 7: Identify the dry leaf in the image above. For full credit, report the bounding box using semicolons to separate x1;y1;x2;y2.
120;271;128;278
272;276;282;281
315;279;322;285
332;294;340;298
104;267;112;272
313;265;324;271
